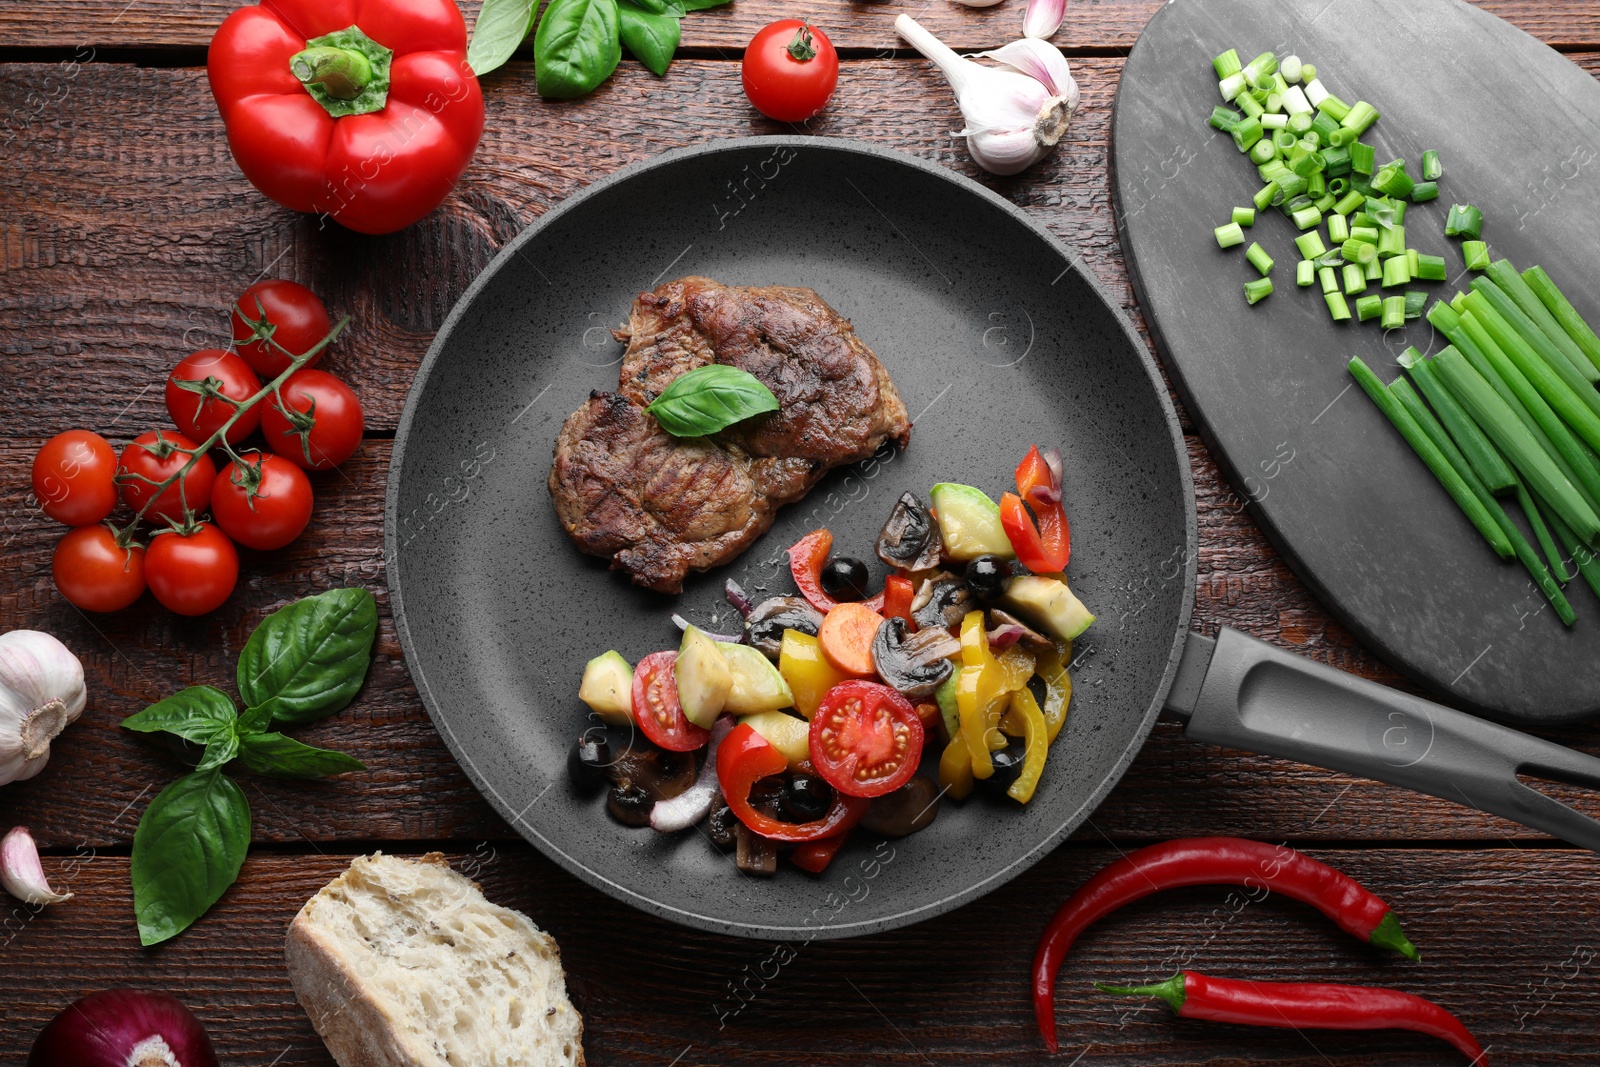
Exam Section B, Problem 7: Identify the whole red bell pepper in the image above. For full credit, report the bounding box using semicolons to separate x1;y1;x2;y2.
208;0;484;235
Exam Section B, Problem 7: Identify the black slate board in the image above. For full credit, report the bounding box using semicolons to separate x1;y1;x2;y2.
1114;0;1600;723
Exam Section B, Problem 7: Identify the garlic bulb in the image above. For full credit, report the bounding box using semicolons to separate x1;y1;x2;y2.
1022;0;1066;39
0;631;86;787
896;15;1078;177
0;826;71;905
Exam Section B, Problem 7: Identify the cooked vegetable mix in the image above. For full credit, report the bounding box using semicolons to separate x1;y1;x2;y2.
570;447;1090;874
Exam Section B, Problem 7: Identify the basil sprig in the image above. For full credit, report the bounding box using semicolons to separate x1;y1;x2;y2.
468;0;729;87
122;587;376;946
647;365;780;437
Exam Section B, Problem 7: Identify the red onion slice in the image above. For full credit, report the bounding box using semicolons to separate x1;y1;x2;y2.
651;715;734;833
670;614;744;644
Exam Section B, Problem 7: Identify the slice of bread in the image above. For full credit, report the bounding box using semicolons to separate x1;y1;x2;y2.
285;852;584;1067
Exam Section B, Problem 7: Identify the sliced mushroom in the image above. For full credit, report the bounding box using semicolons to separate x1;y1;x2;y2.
871;617;957;699
987;609;1056;653
745;596;826;659
734;779;783;875
607;746;696;801
911;575;975;632
861;776;942;837
877;492;944;572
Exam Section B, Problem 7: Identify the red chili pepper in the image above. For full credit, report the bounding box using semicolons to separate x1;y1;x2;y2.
208;0;485;234
1001;446;1070;573
1032;837;1418;1053
717;723;868;843
1097;970;1487;1064
787;528;884;613
791;831;849;873
881;575;915;625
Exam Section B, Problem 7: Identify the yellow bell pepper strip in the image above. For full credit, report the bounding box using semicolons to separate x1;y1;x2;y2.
957;665;994;777
995;645;1036;692
1004;687;1048;804
1035;640;1073;743
778;629;846;719
958;611;1012;772
938;733;975;799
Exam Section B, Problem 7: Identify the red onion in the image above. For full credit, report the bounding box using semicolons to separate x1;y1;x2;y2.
987;623;1030;651
669;613;743;644
29;989;218;1067
724;577;755;618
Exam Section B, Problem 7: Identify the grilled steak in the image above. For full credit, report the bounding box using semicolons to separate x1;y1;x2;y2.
549;277;912;593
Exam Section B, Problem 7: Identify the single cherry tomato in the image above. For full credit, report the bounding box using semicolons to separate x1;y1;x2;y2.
118;430;217;523
632;651;710;752
211;453;314;551
165;349;262;445
231;279;333;378
260;369;364;471
809;679;924;798
741;20;839;123
145;522;239;616
32;430;118;526
52;525;146;612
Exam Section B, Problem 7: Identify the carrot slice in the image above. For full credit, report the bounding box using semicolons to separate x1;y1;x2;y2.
818;601;885;676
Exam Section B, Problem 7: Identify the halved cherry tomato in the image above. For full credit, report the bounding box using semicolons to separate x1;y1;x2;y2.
809;680;924;798
52;525;145;612
717;723;868;842
118;430;217;523
818;601;884;676
165;348;261;445
231;279;332;378
33;430;118;527
145;521;238;616
632;650;710;752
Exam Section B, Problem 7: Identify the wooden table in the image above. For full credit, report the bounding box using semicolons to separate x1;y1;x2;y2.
4;2;1600;1063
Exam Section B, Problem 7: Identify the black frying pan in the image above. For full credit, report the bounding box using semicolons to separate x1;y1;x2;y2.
386;138;1600;942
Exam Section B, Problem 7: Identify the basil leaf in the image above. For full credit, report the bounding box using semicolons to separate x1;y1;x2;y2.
237;732;366;779
122;686;238;744
646;365;780;437
677;0;729;10
468;0;538;76
194;725;240;773
618;0;680;76
237;588;378;725
131;770;251;946
623;0;674;14
534;0;622;100
237;700;275;737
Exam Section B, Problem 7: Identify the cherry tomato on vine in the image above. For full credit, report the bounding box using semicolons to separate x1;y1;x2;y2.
165;349;262;445
741;20;839;123
211;453;314;551
32;430;118;527
145;522;239;616
52;525;146;612
261;369;364;471
808;680;924;798
231;279;332;378
118;431;217;523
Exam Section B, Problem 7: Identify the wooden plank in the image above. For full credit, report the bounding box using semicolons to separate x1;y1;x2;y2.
4;438;1597;850
3;0;1598;54
1;846;1593;1064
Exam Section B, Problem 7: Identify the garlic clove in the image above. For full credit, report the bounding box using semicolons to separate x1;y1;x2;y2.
1022;0;1067;39
975;38;1077;103
0;630;86;788
0;826;72;905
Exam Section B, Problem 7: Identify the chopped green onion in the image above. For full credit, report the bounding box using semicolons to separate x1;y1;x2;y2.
1321;145;1352;176
1253;181;1280;212
1249;68;1276;93
1215;222;1246;249
1348;356;1512;557
1343;263;1367;295
1265;93;1284;114
1213;49;1242;78
1462;240;1489;271
1333;190;1365;215
1340;100;1379;134
1219;73;1248;101
1318;96;1352;123
1294;231;1326;258
1271;72;1290;97
1365;256;1384;282
1402;349;1517;494
1290;151;1323;178
1261;113;1289;129
1244;277;1274;305
1287;111;1313;134
1243;51;1278;81
1381;295;1407;329
1445;203;1484;238
1301;62;1317;81
1232;206;1256;227
1308;171;1328;198
1280;54;1302;82
1382;256;1411;287
1318;266;1339;294
1315;247;1345;268
1522;265;1600;375
1342;238;1376;264
1356;294;1383;321
1372;163;1414;199
1421;149;1442;181
1249;138;1277;165
1328;126;1357;147
1273;129;1298;152
1414;253;1447;281
1281;85;1312;116
1314;192;1337;213
1232;116;1263;151
1275;173;1309;200
1246;242;1274;275
1291;205;1323;230
1405;249;1420;276
1411;181;1438;202
1236;89;1265;119
1297;260;1316;287
1209;105;1243;132
1485;259;1597;383
1309;110;1340;145
1328;214;1350;243
1349;141;1375;175
1377;224;1407;260
1404;291;1428;320
1326;291;1352;321
1303;77;1329;107
1432;346;1600;544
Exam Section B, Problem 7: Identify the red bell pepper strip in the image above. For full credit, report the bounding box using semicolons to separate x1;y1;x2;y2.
208;0;485;235
787;528;884;613
717;723;868;843
881;575;915;625
1033;837;1418;1053
1002;446;1070;572
1097;971;1487;1064
791;831;850;873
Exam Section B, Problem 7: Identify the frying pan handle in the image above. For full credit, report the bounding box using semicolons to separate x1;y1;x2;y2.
1168;627;1600;850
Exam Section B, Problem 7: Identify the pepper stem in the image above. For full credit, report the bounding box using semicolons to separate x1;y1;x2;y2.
1094;972;1187;1014
1369;910;1421;961
291;46;374;99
